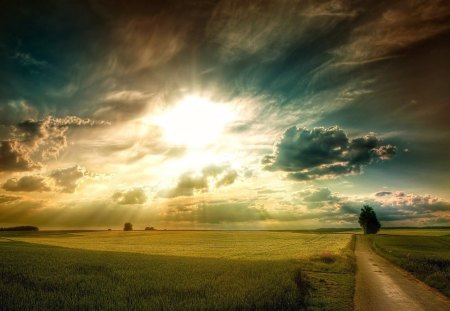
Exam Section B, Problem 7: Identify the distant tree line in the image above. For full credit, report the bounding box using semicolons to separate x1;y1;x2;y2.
0;226;39;231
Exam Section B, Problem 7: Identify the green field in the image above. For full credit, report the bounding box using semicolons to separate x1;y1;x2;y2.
0;231;355;311
378;228;450;236
368;231;450;297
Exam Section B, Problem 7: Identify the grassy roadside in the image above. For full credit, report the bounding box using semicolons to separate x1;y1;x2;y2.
368;234;450;297
305;234;355;310
0;232;356;310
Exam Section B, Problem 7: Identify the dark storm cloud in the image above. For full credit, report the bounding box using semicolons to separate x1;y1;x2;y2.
159;165;238;198
263;126;396;180
2;175;51;192
112;188;147;205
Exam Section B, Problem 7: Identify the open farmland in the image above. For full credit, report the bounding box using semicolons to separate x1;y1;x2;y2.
0;231;355;311
377;228;450;236
3;231;351;260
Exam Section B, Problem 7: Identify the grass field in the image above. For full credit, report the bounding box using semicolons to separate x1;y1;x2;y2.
0;231;355;311
378;228;450;236
368;230;450;297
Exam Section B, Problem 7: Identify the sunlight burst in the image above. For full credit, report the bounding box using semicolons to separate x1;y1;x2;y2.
152;96;236;148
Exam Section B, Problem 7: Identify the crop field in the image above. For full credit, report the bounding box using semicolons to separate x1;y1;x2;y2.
369;230;450;297
378;228;450;236
0;231;355;311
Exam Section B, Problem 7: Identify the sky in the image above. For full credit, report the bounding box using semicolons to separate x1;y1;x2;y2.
0;0;449;229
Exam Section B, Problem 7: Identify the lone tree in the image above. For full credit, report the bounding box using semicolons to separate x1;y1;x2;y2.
358;205;381;234
123;222;133;231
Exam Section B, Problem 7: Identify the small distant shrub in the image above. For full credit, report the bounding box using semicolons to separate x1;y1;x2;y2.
123;223;133;231
312;252;338;264
145;227;155;231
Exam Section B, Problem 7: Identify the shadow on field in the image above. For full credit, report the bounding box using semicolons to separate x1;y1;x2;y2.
0;239;355;311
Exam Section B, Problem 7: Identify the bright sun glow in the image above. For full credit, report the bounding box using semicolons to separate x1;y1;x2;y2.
152;96;236;148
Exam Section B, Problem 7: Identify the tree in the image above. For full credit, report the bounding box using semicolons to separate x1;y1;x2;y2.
123;222;133;231
145;226;155;231
358;205;381;234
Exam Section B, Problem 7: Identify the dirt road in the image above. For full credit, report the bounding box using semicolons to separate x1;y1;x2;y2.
354;235;450;311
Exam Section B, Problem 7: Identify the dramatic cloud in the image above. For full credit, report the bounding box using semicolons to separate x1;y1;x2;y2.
275;187;450;225
0;140;41;172
159;165;239;198
0;116;109;172
49;165;95;193
13;116;109;160
112;188;147;205
2;175;51;192
373;191;450;213
0;1;449;228
334;190;450;224
262;126;396;180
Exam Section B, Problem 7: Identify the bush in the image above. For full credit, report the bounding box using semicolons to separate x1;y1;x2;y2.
311;252;338;264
